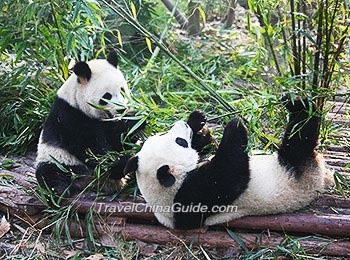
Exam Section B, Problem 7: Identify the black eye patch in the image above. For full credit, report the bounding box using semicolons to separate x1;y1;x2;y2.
99;92;112;105
175;137;188;148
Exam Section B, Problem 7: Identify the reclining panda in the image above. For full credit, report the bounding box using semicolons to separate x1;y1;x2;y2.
36;51;139;197
124;98;332;229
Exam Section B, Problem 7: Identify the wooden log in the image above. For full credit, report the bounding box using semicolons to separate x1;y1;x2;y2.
311;195;350;208
7;195;350;237
68;222;350;257
327;145;350;153
326;159;350;168
4;202;350;257
225;213;350;236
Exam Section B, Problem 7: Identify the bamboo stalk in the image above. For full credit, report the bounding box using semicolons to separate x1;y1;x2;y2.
290;0;298;77
311;1;324;90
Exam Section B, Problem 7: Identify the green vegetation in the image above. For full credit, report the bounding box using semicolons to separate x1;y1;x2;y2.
1;0;349;258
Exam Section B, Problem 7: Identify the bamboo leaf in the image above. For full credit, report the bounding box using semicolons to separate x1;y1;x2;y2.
246;13;251;31
117;29;123;46
226;229;249;253
145;37;153;53
197;7;206;24
130;1;137;19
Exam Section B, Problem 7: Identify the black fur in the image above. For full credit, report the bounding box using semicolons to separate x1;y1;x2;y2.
99;92;112;105
173;118;250;229
157;165;176;187
187;110;212;152
110;154;132;179
187;110;206;132
278;97;320;177
39;97;139;194
107;51;119;67
175;137;188;148
36;162;91;197
73;62;92;81
123;156;139;175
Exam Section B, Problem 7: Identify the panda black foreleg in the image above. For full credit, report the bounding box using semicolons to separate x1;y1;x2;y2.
109;154;132;179
278;97;321;175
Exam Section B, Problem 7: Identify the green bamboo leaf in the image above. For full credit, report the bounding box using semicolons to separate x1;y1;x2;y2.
247;13;251;31
50;155;70;173
126;117;147;137
226;228;249;253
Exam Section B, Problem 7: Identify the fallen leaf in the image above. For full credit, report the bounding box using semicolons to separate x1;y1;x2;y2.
0;216;10;238
136;240;158;256
85;253;107;260
64;249;79;259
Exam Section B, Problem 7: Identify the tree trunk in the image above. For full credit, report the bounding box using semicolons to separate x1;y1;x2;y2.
161;0;188;29
225;0;237;28
188;1;201;35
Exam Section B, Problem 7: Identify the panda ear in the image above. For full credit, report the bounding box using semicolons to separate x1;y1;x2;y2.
123;156;139;175
157;165;175;187
107;50;119;68
73;61;92;83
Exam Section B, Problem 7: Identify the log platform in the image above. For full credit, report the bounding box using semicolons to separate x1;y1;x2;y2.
0;100;349;256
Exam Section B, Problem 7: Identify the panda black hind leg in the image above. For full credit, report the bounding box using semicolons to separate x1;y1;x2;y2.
278;96;321;176
36;163;92;197
213;118;249;162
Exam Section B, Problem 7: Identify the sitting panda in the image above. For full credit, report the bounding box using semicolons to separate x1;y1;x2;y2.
124;98;332;229
36;51;139;197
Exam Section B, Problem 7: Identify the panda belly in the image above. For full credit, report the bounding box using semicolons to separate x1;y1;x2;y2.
240;153;326;214
237;153;303;214
205;153;327;226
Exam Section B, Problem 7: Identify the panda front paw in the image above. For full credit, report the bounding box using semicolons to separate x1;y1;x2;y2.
110;154;132;179
187;110;207;133
187;111;213;152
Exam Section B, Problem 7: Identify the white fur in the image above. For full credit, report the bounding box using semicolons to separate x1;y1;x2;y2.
136;121;199;228
35;133;82;167
57;59;130;119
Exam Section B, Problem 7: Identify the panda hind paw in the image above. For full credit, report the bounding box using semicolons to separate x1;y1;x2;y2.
223;117;248;144
282;95;316;113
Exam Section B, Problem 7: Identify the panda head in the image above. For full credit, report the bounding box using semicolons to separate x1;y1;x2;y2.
57;51;130;119
125;120;199;189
